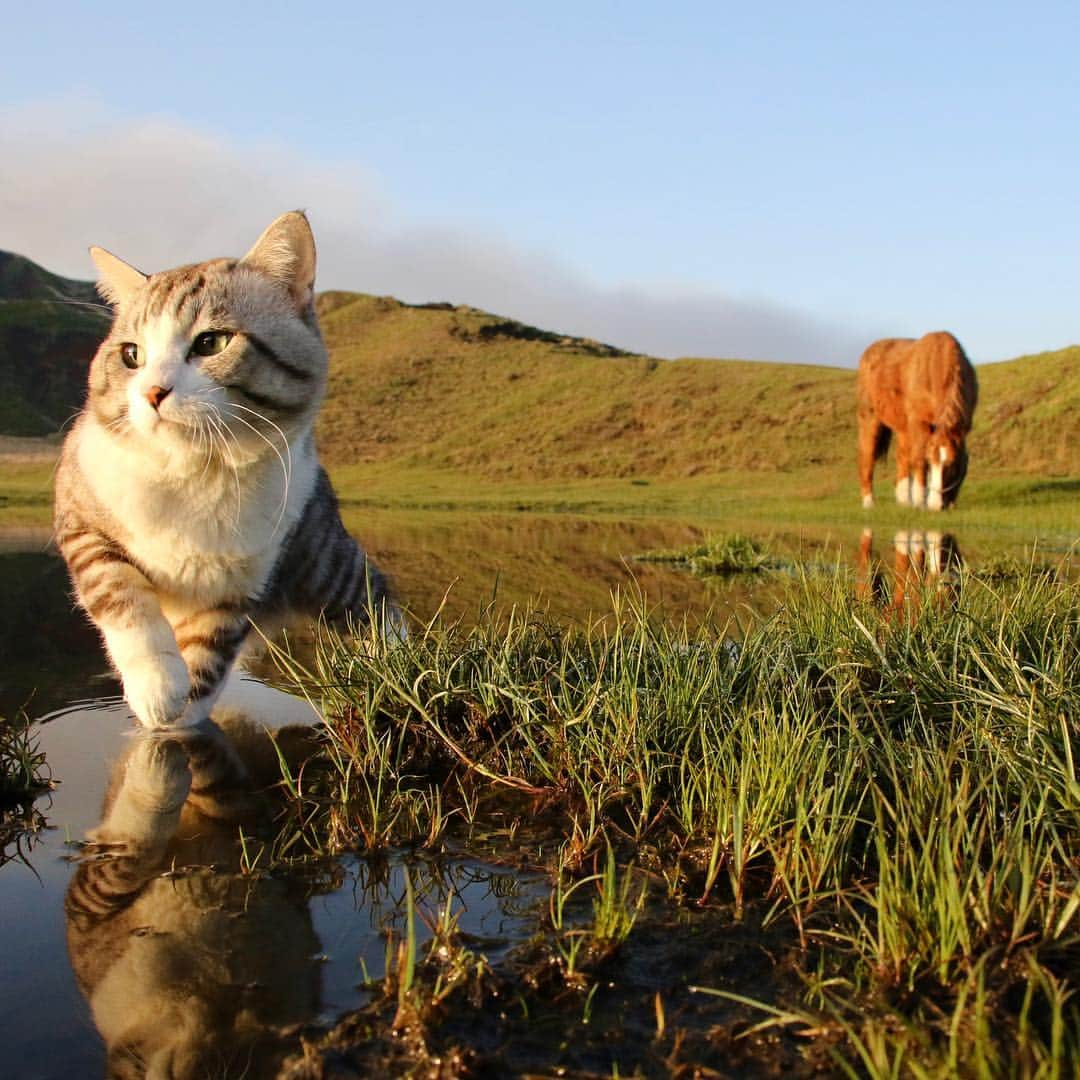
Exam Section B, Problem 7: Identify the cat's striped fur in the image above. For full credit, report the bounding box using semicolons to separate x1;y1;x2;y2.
54;212;400;729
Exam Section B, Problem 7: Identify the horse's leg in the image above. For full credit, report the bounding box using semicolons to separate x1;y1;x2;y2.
908;424;930;508
858;413;883;508
906;531;927;623
925;530;943;574
927;447;945;511
893;430;912;505
855;527;875;600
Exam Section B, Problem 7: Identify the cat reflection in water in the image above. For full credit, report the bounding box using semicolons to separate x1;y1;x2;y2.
65;716;327;1078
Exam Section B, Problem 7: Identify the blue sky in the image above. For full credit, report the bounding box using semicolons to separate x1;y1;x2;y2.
4;2;1080;363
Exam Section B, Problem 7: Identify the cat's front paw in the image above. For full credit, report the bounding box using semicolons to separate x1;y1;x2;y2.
123;651;190;729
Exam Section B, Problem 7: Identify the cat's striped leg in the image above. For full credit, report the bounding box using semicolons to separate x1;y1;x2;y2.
321;540;407;643
57;521;190;729
170;604;252;727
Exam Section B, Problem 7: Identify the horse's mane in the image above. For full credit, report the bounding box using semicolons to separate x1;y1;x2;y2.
927;332;978;437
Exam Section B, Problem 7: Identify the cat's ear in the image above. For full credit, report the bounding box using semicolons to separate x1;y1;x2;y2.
240;211;317;311
89;247;148;307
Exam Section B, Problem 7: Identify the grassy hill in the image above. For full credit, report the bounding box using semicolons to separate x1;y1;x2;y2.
0;252;107;435
315;291;1079;482
0;250;1076;491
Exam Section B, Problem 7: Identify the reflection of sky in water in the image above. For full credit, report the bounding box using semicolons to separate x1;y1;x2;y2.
311;855;547;1024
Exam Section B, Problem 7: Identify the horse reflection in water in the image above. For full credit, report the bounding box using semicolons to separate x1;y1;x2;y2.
857;528;962;620
65;714;328;1079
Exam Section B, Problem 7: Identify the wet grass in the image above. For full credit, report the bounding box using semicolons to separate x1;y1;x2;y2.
266;565;1079;1076
0;713;49;803
635;532;787;575
0;713;51;869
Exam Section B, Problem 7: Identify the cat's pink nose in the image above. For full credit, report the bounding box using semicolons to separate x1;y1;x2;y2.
145;385;172;411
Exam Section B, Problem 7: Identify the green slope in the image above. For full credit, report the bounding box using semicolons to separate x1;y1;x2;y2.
0;250;100;305
972;347;1080;474
316;292;1078;482
0;252;107;435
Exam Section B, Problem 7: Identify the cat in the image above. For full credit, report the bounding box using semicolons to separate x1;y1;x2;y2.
54;212;401;729
65;716;327;1078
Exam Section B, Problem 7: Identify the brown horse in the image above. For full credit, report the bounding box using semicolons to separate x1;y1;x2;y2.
857;331;977;510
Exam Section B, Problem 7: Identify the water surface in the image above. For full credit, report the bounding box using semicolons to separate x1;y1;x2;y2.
0;508;1040;1076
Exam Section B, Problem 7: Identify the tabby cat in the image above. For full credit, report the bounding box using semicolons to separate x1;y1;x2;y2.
54;212;399;729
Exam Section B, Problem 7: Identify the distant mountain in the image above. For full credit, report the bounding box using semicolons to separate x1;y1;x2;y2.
0;251;108;435
0;250;100;305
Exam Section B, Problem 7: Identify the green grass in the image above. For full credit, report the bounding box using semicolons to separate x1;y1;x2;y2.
267;566;1079;1076
636;532;786;574
0;713;51;870
0;713;47;804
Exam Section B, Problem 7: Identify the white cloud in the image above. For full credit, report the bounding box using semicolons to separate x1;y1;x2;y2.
1;100;872;363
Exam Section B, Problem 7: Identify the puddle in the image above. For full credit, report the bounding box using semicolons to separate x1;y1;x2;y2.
0;513;726;1076
2;694;549;1078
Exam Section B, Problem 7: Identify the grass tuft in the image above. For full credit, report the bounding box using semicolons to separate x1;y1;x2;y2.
1;713;52;869
635;532;785;574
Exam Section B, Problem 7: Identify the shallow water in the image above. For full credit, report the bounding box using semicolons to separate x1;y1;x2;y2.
1;512;727;1077
0;510;1048;1076
2;684;554;1078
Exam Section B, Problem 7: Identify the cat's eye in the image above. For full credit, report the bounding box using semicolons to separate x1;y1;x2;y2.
190;331;234;358
120;343;140;369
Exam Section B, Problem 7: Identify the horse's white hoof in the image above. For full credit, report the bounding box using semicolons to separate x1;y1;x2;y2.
862;494;874;509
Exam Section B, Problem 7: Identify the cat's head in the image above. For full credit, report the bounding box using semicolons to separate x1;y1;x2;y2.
86;212;327;459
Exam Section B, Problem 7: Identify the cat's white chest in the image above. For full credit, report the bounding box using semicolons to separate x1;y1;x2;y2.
128;482;268;595
78;424;316;602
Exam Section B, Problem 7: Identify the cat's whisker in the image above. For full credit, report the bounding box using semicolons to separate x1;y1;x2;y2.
192;407;216;483
41;296;114;317
221;404;292;536
203;409;244;532
223;401;292;463
224;417;289;535
217;431;245;533
223;401;293;484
